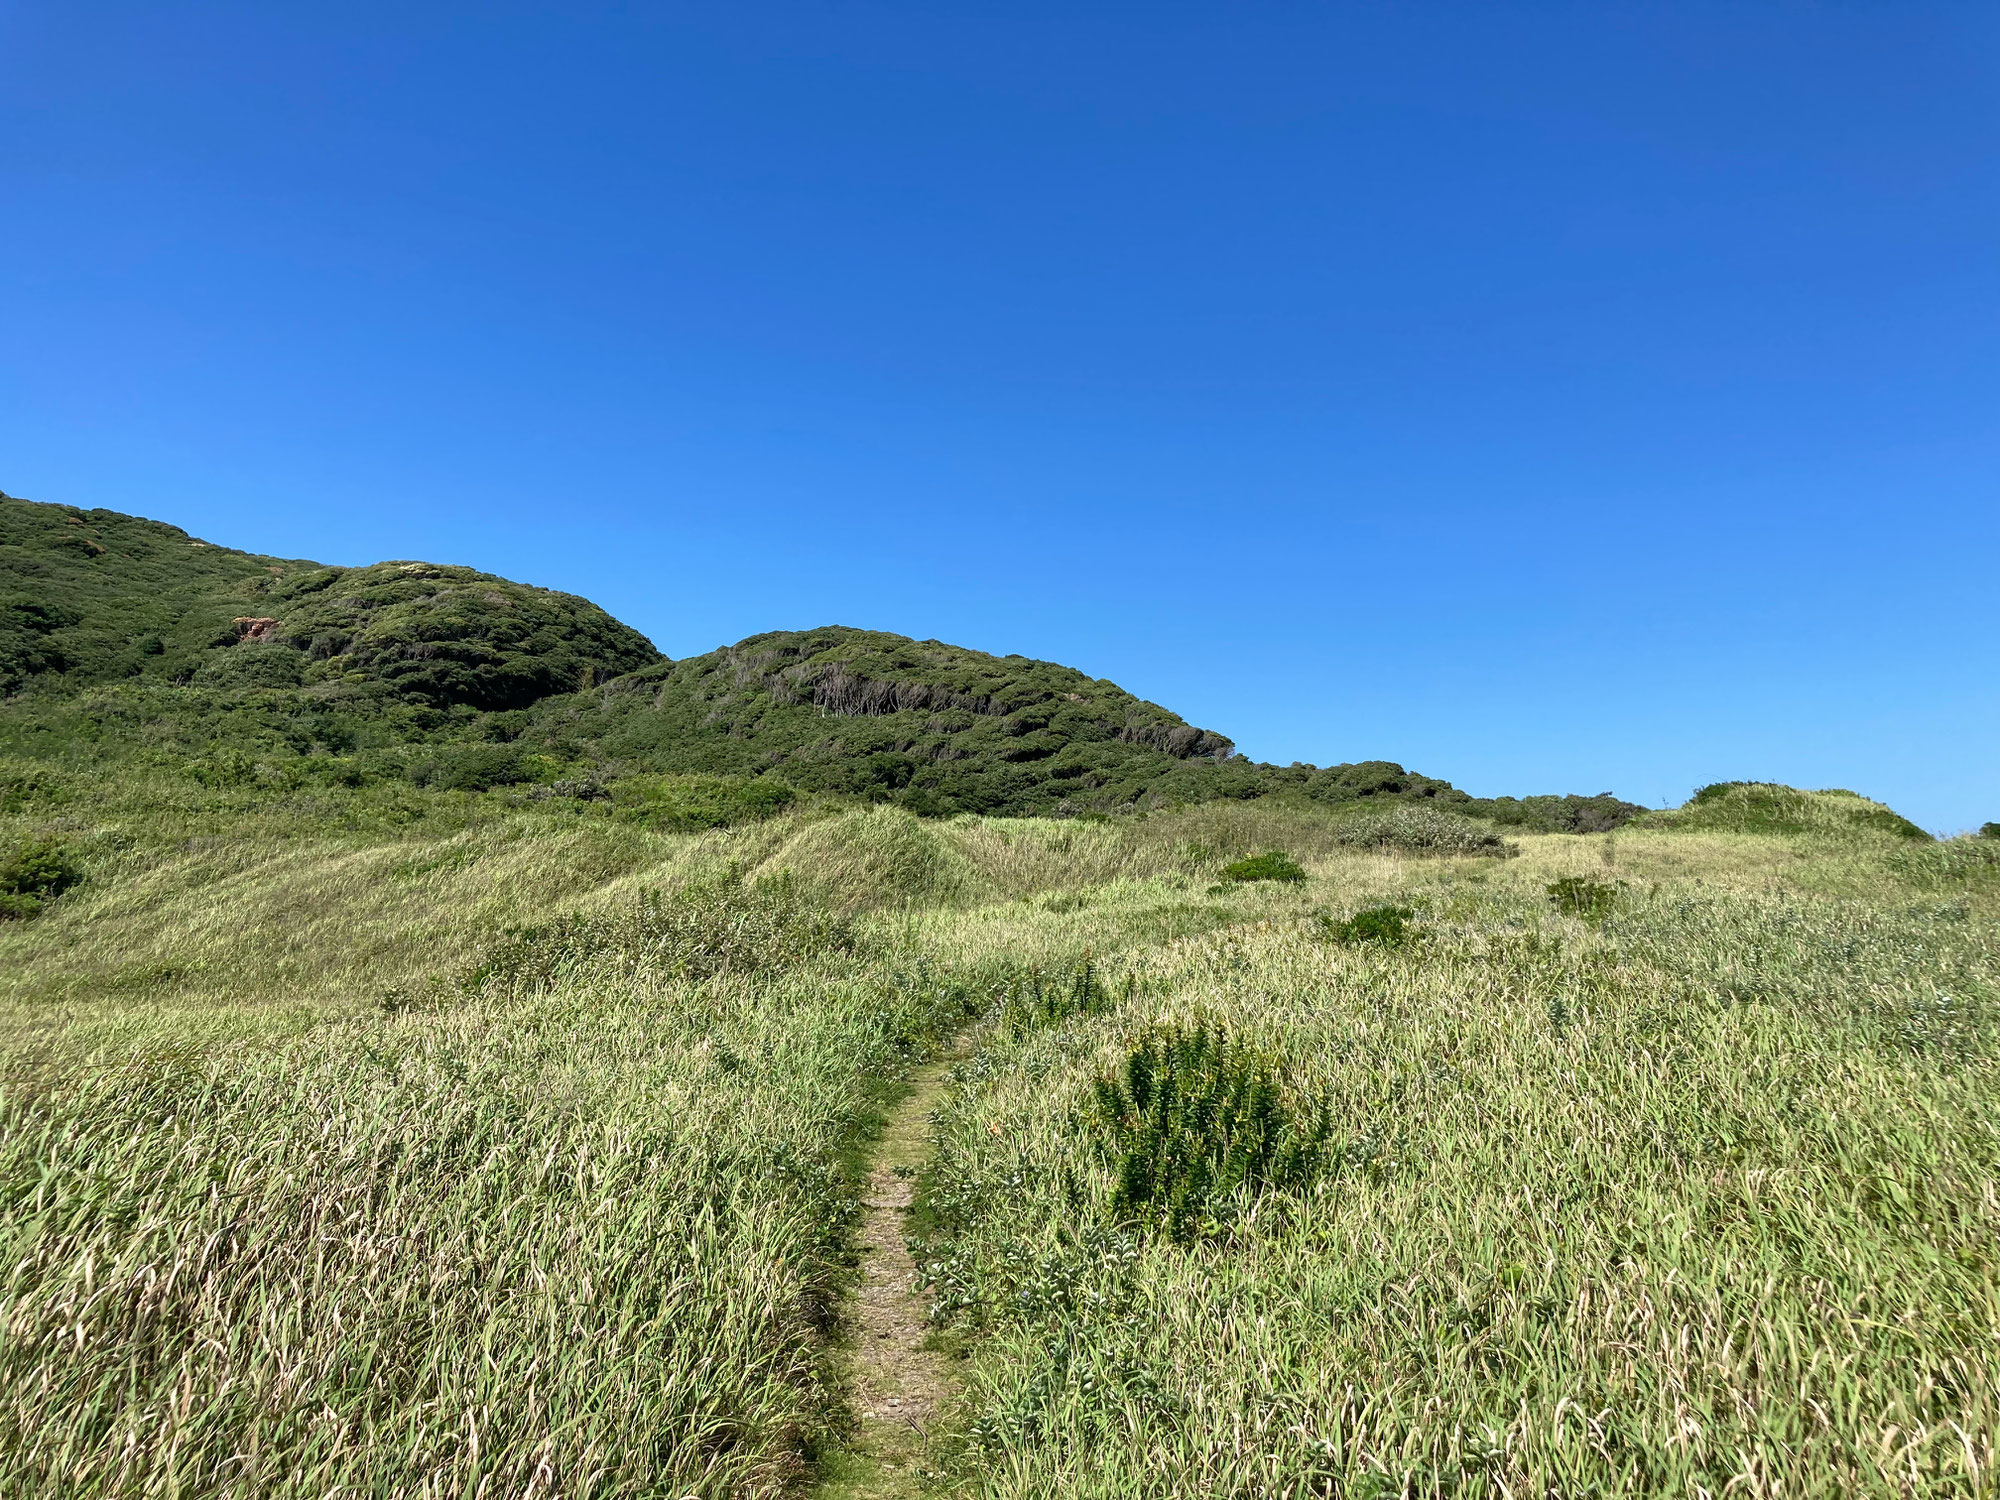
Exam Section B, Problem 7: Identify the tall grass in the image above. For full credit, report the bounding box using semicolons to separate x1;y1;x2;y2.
918;878;2000;1496
1;772;1995;1495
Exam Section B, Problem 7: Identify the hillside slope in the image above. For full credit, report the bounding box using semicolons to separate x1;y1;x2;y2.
531;625;1243;815
0;489;1644;824
0;491;661;708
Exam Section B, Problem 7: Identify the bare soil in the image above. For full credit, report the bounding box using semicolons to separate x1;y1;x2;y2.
813;1053;959;1498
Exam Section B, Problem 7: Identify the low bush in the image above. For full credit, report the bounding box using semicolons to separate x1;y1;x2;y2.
1333;806;1511;856
1547;875;1620;924
1219;850;1306;883
1317;903;1415;947
615;774;796;832
999;958;1129;1037
408;744;539;792
1981;823;2000;841
0;835;83;920
1088;1022;1333;1244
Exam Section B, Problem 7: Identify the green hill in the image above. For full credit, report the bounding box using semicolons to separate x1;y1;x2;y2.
0;491;660;708
0;488;1644;824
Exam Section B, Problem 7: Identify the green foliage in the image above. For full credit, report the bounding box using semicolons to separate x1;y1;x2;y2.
998;957;1129;1037
1317;902;1415;946
1;493;1668;824
261;561;660;709
1333;805;1512;856
0;759;68;812
529;625;1242;818
1088;1023;1333;1243
613;773;796;831
1546;874;1621;923
1219;850;1306;883
0;835;82;920
1467;792;1643;833
0;492;658;711
1980;823;2000;840
406;743;543;791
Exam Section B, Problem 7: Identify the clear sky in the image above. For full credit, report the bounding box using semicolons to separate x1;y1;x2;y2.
3;3;1995;829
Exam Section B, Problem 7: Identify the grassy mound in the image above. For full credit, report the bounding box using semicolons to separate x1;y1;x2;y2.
1656;782;1931;841
754;805;989;910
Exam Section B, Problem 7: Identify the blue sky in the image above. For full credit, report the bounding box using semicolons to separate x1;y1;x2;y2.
3;3;1995;829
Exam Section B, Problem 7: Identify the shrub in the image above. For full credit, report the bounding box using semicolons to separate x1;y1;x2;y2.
408;744;534;792
1220;851;1306;883
615;774;795;832
0;836;83;920
1468;793;1644;833
0;761;68;813
1980;823;2000;841
1333;806;1511;856
1088;1023;1333;1244
999;958;1129;1037
1317;903;1415;947
1547;875;1620;923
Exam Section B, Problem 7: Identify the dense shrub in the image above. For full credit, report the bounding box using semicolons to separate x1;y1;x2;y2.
0;761;68;813
1219;850;1306;883
1333;806;1511;856
1980;823;2000;841
1088;1023;1333;1243
1546;875;1620;924
1317;903;1415;947
407;744;540;792
1468;793;1643;833
474;872;854;991
614;774;796;832
191;643;308;692
0;835;83;920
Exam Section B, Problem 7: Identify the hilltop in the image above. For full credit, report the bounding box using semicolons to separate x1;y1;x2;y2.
1;488;1640;823
0;491;659;707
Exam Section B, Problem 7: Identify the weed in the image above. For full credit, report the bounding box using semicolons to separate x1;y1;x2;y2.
1316;903;1415;946
1546;874;1621;923
1088;1022;1333;1243
998;957;1129;1036
0;835;82;920
474;870;856;991
1219;850;1307;883
1333;806;1511;856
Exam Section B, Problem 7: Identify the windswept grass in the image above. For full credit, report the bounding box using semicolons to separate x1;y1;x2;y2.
0;772;1994;1496
916;865;2000;1496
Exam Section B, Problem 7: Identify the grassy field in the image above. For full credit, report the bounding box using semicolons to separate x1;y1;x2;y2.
1;773;1996;1496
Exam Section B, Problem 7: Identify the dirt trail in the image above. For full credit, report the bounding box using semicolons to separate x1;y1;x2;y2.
814;1052;959;1498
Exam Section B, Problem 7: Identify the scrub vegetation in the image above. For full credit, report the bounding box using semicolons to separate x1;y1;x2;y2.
0;490;1648;823
2;489;1997;1496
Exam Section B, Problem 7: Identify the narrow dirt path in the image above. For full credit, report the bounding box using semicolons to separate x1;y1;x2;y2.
814;1051;959;1498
